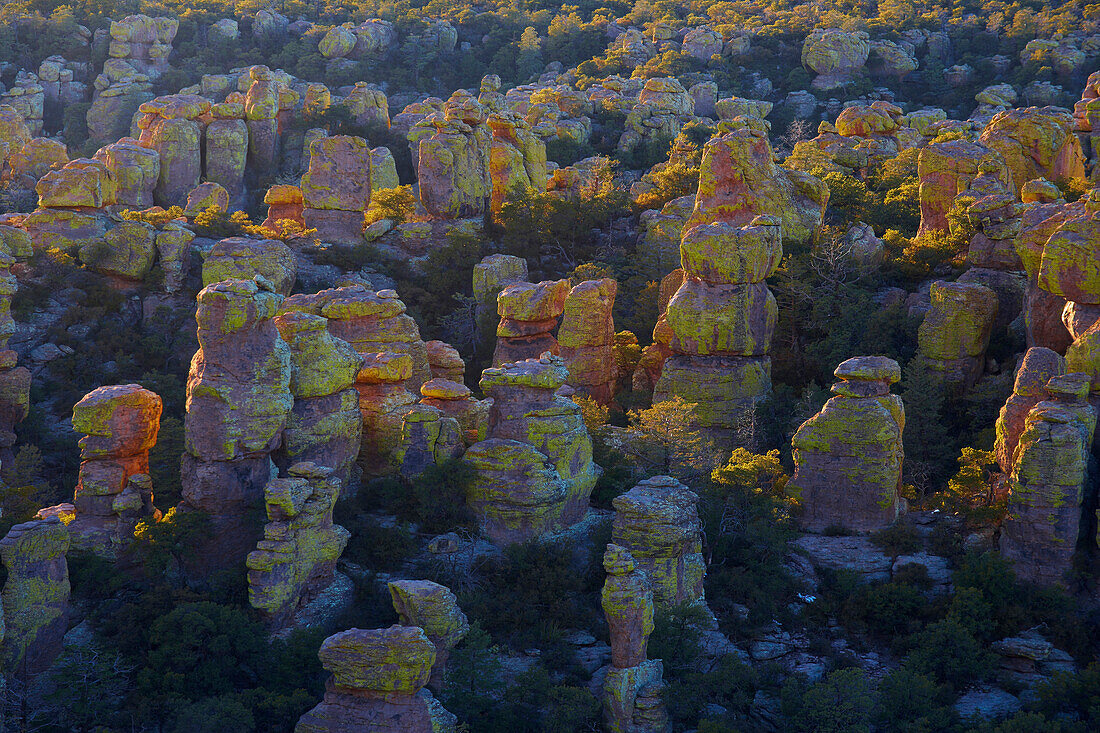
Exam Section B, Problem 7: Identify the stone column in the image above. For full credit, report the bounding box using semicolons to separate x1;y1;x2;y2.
0;517;70;675
914;281;998;389
560;278;617;404
492;279;569;366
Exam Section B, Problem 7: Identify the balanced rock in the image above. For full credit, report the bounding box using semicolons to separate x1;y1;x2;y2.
202;236;297;296
802;29;871;89
389;579;469;688
790;357;905;533
246;463;350;627
493;279;570;366
611;476;705;608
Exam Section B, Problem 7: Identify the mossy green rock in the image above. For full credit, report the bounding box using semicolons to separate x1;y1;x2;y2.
665;279;775;357
317;625;436;692
0;517;70;674
463;438;568;544
202;236;297;297
274;311;362;398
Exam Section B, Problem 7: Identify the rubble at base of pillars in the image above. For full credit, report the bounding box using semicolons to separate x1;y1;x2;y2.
464;354;599;544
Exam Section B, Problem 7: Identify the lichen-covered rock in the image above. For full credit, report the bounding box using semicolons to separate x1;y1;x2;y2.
801;29;870;89
560;278;617;403
420;378;487;445
108;15;178;78
94;137;159;207
202;236;296;296
995;348;1066;473
370;146;399;190
1035;208;1100;305
263;184;305;231
611;475;704;607
979;107;1085;192
480;354;598;522
296;625;454;733
790;357;905;533
425;340;464;383
184;181;229;217
602;543;654;669
0;104;32;161
136;94;210;206
603;661;669;733
653;355;771;439
1000;375;1097;586
156;222;194;293
22;208;107;255
80;219;156;280
394;404;464;478
917;140;1011;234
345;83;390;129
301;135;371;245
493;279;570;366
413;95;493;219
246;463;350;627
0;517;70;674
473;253;527;323
36;157;117;209
389;579;469;688
7;137;68;185
915;281;999;387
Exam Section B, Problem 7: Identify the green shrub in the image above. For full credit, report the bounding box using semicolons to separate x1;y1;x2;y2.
870;523;922;557
900;619;995;691
781;667;876;733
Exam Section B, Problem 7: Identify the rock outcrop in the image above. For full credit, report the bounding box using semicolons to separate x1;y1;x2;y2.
560;278;617;404
994;348;1066;474
790;357;905;533
493;279;570;366
0;517;70;674
801;29;870;90
108;15;177;78
979;107;1085;192
464;354;598;543
181;278;292;571
917;140;1012;235
94;137;159;207
1000;373;1097;586
62;384;162;556
246;463;350;627
273;311;363;489
611;476;705;608
0;243;29;466
600;543;670;733
394;404;464;478
389;579;469;689
295;626;455;732
135;94;211;206
301;135;371;245
202;236;297;296
915;280;999;389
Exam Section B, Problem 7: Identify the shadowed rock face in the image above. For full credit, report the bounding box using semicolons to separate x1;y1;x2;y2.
611;475;705;608
915;280;999;388
559;278;617;405
0;241;29;466
295;625;455;733
182;277;292;573
464;354;598;544
1;516;70;675
995;348;1065;474
301;135;371;245
246;463;349;628
1000;373;1097;586
790;356;905;534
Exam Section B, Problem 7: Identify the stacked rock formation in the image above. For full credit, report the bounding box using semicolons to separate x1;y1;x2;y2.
801;28;871;90
464;354;598;543
88;57;154;144
263;185;305;231
244;66;284;174
473;253;527;333
960;190;1027;329
601;543;670;733
317;20;396;61
1073;71;1100;175
425;340;464;383
916;140;1012;235
181;278;292;570
0;242;29;467
295;626;455;732
301;135;371;245
915;281;999;389
93;137;159;207
202;236;297;296
62;384;162;556
273;311;363;488
617;78;693;157
135;94;210;206
654;212;781;445
205;103;248;198
0;517;70;674
611;476;705;608
979;107;1085;192
419;378;488;445
790;357;905;533
493;279;570;366
2;72;45;136
246;463;350;627
559;278;617;404
108;15;177;78
354;353;417;476
1000;373;1097;586
994;348;1066;476
389;580;470;689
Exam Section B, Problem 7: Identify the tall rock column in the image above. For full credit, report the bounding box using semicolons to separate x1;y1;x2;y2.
654;215;781;445
0;244;29;468
611;475;705;608
994;347;1065;475
301;135;371;245
560;278;617;404
246;463;350;628
65;384;162;555
0;517;70;675
244;65;280;175
181;278;292;571
914;280;999;389
295;626;455;732
473;253;527;346
206;101;248;198
789;357;905;533
135;94;210;207
1000;373;1097;586
492;279;569;366
464;354;598;543
273;311;363;490
93;137;160;207
601;543;670;733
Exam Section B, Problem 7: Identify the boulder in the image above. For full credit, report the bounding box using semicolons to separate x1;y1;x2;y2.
0;517;70;674
202;236;296;296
